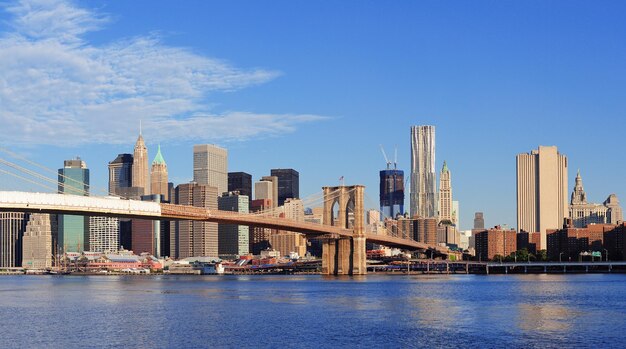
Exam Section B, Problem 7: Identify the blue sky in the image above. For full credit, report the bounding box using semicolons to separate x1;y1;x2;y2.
0;0;625;230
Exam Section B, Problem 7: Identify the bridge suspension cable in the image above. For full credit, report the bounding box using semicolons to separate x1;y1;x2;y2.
0;147;117;197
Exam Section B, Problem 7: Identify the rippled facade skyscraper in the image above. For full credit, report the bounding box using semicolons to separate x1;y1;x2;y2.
410;125;436;218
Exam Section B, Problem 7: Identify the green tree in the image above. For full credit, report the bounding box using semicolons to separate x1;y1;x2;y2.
536;249;548;261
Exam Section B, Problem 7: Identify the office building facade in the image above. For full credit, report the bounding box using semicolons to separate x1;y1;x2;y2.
132;132;149;195
517;146;568;250
438;161;452;222
89;216;119;253
218;192;250;256
0;212;28;268
270;169;299;207
228;172;252;198
22;214;54;269
58;158;89;252
108;153;133;195
410;125;436;218
193;144;228;195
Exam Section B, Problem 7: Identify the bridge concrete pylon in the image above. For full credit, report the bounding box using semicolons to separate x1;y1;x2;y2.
321;185;367;275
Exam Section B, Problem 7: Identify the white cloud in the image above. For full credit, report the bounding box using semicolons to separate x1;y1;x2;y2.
0;0;325;146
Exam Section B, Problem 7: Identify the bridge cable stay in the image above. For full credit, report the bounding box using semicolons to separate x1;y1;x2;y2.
0;147;118;198
0;168;62;193
0;157;104;198
249;187;357;223
362;191;415;241
249;190;327;217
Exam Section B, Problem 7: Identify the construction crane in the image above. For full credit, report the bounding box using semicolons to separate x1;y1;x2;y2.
380;145;392;170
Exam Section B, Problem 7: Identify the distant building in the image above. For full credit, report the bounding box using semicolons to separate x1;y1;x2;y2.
366;210;380;225
150;145;169;201
250;199;274;255
271;169;299;207
228;172;252;199
218;192;250;256
0;212;29;268
410;125;436;218
384;217;437;246
58;158;89;252
108;153;133;195
475;226;517;261
452;201;459;229
437;222;459;248
175;182;219;258
379;169;404;219
89;216;119;253
438;161;452;223
22;213;53;269
283;198;304;222
269;232;307;257
605;194;624;225
260;176;279;209
132;131;149;195
517;146;568;250
474;212;485;230
255;180;274;203
193;144;228;196
569;170;623;228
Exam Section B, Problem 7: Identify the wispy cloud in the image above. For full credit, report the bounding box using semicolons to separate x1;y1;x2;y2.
0;0;325;146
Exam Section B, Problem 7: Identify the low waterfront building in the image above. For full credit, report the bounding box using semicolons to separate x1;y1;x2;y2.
516;231;540;255
474;226;517;261
547;222;626;261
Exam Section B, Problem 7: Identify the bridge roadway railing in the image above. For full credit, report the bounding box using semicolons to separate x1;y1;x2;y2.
0;191;161;218
160;203;352;237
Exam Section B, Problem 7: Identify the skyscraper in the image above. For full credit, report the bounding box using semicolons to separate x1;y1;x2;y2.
58;158;89;252
150;145;169;201
193;144;228;195
175;182;219;258
410;125;436;218
438;161;452;222
132;131;149;195
228;172;252;198
517;146;568;250
474;212;485;230
22;214;54;269
379;169;404;219
270;169;299;207
0;212;28;268
218;192;250;256
108;153;133;195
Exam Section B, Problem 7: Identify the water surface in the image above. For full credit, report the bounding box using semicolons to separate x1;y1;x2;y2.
1;274;624;348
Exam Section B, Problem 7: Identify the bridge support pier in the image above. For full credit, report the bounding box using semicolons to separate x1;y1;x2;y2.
321;235;366;276
321;185;367;276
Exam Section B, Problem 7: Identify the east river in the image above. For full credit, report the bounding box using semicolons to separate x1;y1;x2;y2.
1;274;625;348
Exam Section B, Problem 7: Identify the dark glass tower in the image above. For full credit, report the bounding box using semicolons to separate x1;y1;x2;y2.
228;172;252;198
270;169;299;206
379;169;405;219
58;158;90;252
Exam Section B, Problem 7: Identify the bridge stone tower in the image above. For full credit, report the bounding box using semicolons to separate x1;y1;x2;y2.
321;185;367;275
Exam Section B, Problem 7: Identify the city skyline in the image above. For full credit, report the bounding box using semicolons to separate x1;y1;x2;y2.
1;1;626;231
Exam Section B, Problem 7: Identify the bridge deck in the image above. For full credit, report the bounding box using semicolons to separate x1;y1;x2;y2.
0;191;444;252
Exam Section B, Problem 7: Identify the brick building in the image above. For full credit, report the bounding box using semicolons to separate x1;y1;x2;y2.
475;226;517;261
